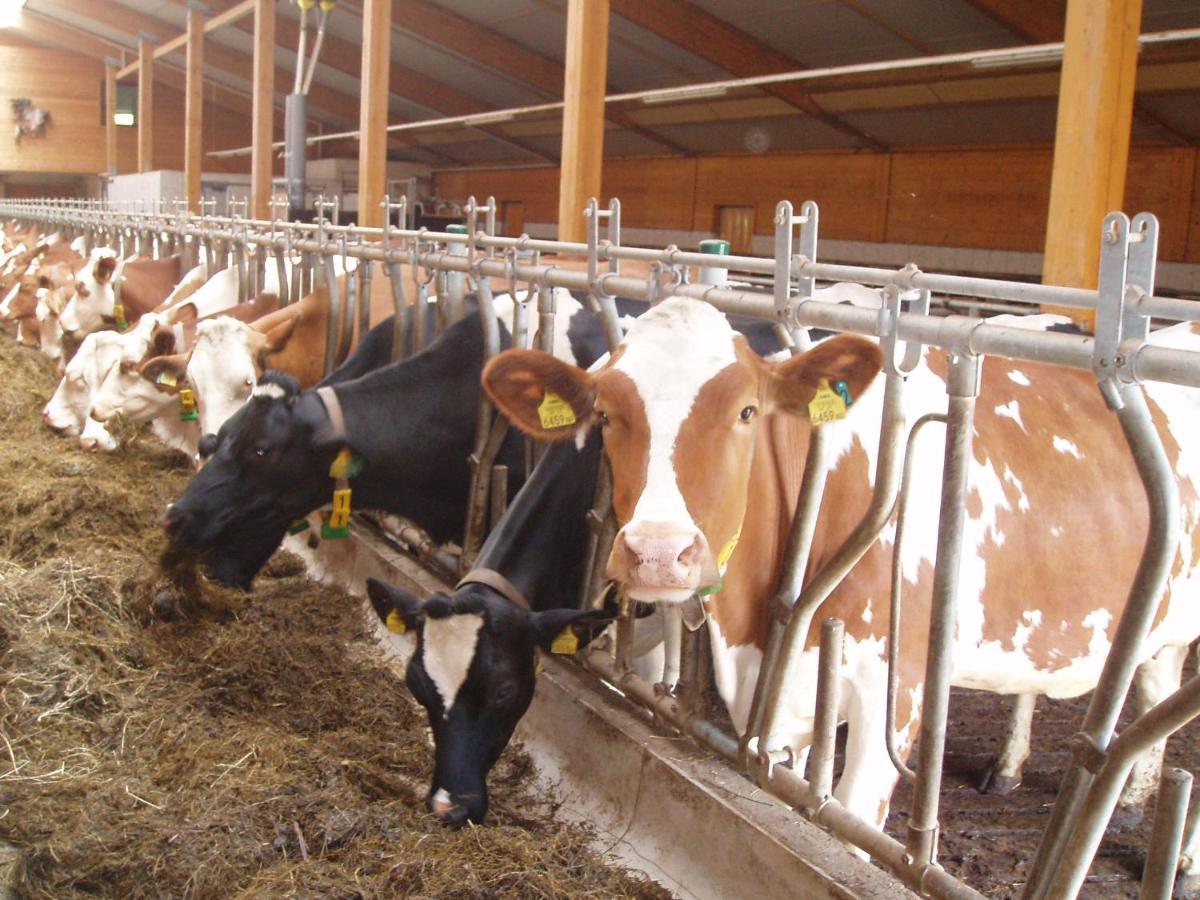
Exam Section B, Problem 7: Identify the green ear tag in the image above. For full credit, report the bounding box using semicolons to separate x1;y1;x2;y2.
287;518;310;535
550;626;579;655
833;379;853;407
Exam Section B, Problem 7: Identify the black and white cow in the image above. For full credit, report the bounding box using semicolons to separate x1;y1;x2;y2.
163;292;633;589
367;431;611;826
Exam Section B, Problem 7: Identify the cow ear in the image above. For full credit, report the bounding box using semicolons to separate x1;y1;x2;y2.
168;302;198;325
366;578;425;633
140;353;188;388
765;334;883;417
483;349;595;442
531;608;614;654
261;314;299;354
95;256;117;284
151;325;176;357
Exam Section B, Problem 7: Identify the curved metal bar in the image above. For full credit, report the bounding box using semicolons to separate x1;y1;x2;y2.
387;261;409;362
886;412;946;783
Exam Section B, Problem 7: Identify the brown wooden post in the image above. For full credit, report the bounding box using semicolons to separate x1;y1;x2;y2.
137;35;155;172
557;0;610;243
251;0;275;220
104;58;118;175
357;0;391;229
1041;0;1142;326
185;3;205;214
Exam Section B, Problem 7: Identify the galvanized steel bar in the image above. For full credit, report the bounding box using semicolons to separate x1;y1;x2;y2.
1140;767;1192;900
807;617;844;804
906;354;981;871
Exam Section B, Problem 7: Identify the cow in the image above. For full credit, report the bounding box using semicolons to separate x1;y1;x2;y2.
43;314;163;451
59;254;186;341
160;289;645;590
366;432;612;826
482;296;1200;835
89;292;283;444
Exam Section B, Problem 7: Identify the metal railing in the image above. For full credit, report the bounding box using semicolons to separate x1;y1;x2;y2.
4;193;1200;899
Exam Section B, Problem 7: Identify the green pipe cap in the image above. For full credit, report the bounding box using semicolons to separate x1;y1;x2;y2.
699;239;730;255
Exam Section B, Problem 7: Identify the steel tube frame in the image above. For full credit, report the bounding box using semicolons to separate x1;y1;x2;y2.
9;197;1200;899
1140;766;1192;900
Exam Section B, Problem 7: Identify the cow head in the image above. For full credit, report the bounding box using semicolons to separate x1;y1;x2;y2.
484;298;882;602
162;371;337;589
91;317;179;425
366;577;608;825
43;329;124;443
59;254;118;338
184;317;278;442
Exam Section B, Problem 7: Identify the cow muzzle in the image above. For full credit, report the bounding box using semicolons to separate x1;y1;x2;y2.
428;787;484;826
607;521;712;602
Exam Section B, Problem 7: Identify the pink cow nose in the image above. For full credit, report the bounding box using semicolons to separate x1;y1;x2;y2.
609;522;704;588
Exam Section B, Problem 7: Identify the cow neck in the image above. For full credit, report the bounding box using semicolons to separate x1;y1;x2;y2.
458;434;603;615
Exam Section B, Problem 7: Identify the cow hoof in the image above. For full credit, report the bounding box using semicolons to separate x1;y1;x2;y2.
979;765;1021;795
152;590;180;621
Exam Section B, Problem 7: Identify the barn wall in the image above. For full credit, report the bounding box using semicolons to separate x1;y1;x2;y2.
0;46;260;184
433;145;1200;264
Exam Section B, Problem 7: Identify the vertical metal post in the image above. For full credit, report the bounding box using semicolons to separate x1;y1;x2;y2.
1140;768;1192;900
905;352;981;873
808;618;844;805
285;93;308;214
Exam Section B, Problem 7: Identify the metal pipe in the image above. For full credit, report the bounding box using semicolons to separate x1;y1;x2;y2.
1025;381;1182;899
906;356;981;870
807;618;844;804
885;412;946;782
662;605;683;690
292;2;309;96
1140;767;1193;900
743;424;832;761
1049;679;1200;899
387;261;408;362
757;373;908;754
301;3;330;97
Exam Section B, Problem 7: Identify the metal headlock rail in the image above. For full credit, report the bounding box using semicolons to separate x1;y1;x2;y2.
5;193;1200;899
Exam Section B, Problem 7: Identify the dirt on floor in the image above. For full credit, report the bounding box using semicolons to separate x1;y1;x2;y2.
0;334;668;899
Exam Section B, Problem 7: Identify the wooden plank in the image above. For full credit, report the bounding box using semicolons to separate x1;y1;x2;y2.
1041;0;1141;323
557;0;610;242
357;0;390;229
138;37;154;172
105;59;118;175
185;6;203;213
205;0;255;34
251;0;274;219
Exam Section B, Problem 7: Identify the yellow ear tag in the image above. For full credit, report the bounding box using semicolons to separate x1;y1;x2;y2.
113;303;128;331
155;371;177;389
327;488;352;531
808;378;848;425
178;388;198;422
717;522;742;575
385;609;407;635
537;391;576;429
550;626;579;655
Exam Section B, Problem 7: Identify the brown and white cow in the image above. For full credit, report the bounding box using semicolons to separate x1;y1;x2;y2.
483;296;1200;832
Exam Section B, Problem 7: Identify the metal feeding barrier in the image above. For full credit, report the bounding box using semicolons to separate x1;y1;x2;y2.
5;193;1200;899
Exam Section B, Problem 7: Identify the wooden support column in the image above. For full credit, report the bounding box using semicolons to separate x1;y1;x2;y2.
1041;0;1142;325
357;0;391;229
137;35;155;172
104;58;118;175
185;4;204;214
250;0;275;220
557;0;610;243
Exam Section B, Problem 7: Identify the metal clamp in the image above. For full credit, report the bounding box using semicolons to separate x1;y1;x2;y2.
879;283;929;377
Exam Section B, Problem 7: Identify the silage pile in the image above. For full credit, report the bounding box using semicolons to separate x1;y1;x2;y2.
0;335;667;898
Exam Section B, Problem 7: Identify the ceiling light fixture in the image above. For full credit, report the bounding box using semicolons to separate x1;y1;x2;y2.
970;47;1064;69
0;0;26;29
642;85;730;105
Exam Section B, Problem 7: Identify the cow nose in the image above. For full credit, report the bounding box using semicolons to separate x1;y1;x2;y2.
80;436;98;452
610;523;704;588
428;789;475;827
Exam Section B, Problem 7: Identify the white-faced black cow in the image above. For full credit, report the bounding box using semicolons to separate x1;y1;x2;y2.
366;432;612;825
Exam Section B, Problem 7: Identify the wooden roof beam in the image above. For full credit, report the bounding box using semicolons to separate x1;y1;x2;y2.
962;0;1191;145
610;0;886;150
337;0;689;155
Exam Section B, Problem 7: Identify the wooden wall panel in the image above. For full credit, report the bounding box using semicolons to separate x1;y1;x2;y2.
433;146;1200;263
600;157;696;230
885;149;1053;251
1188;151;1200;264
693;153;891;242
0;47;106;174
1124;147;1195;263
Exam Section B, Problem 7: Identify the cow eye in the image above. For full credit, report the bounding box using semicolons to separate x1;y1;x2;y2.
494;683;516;705
596;410;610;427
253;444;269;458
739;405;757;422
